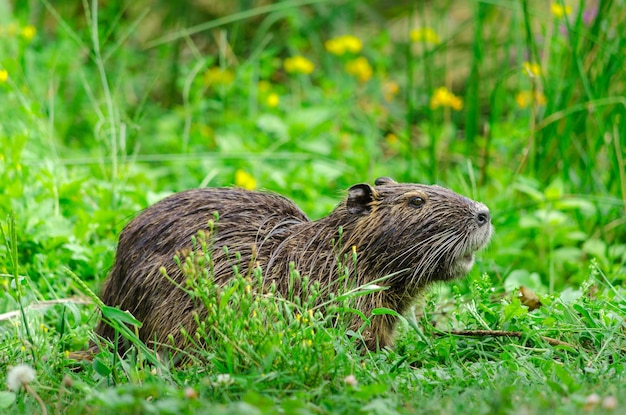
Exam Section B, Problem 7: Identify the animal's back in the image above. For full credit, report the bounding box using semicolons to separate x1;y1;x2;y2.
96;187;309;347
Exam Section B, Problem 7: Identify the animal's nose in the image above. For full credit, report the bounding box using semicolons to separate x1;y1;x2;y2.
475;209;491;226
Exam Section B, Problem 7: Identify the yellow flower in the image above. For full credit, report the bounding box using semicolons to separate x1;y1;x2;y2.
385;133;398;145
522;62;541;77
235;169;257;190
515;91;531;108
325;40;343;55
325;35;363;55
430;87;463;111
551;3;572;18
345;57;373;83
203;67;234;87
266;93;280;107
0;69;8;83
342;36;362;53
20;25;36;41
515;90;547;109
284;56;315;74
410;27;441;45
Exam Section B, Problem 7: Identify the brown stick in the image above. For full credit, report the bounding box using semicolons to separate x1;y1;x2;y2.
24;384;48;415
437;329;577;348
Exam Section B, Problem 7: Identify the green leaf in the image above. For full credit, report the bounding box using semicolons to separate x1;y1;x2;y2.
0;392;16;409
371;307;401;318
518;215;542;229
582;239;608;262
360;398;400;415
555;363;580;393
535;209;567;226
243;390;275;412
559;287;583;304
309;160;345;181
287;107;332;130
504;270;545;292
219;285;238;312
573;304;597;328
92;358;112;377
554;198;596;215
544;178;564;200
101;306;143;327
513;181;545;201
552;247;582;266
355;383;389;400
503;300;528;322
257;114;289;141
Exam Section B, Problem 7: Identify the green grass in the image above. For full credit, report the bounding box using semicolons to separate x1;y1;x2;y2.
0;0;625;413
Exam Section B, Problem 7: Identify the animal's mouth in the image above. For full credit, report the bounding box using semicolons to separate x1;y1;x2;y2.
462;252;474;262
443;252;476;281
453;226;492;274
442;225;493;280
457;252;475;269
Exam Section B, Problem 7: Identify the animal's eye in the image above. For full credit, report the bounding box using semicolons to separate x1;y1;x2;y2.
409;197;425;208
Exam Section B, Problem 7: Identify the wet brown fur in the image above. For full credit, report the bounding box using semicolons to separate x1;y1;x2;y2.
95;177;492;351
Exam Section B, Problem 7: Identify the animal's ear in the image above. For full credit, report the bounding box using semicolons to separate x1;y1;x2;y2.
347;184;376;215
374;177;397;186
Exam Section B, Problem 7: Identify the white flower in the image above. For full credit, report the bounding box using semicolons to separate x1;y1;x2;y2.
183;387;198;399
586;393;601;406
602;396;617;410
216;373;233;385
344;374;358;387
6;364;36;391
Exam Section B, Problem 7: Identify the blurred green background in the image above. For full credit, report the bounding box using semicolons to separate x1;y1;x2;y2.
0;1;625;413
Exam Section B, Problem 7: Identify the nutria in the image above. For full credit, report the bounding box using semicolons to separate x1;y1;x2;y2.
95;177;492;352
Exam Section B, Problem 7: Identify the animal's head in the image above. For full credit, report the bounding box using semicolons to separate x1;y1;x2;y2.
344;177;493;287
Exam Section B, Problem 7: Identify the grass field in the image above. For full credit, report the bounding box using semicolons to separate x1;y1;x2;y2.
1;0;625;413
